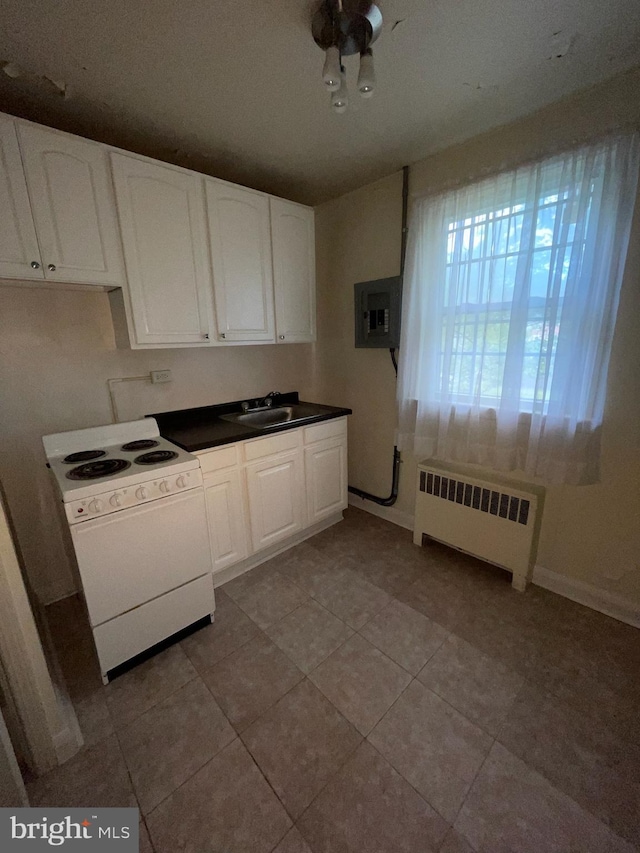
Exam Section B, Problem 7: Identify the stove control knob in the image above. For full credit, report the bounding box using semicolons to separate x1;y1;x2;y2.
176;475;187;489
88;499;103;514
159;480;170;494
110;493;122;508
136;486;148;500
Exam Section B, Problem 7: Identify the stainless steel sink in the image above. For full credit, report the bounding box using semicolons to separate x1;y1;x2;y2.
220;404;325;430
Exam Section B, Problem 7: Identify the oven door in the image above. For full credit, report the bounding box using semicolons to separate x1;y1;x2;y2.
70;488;212;627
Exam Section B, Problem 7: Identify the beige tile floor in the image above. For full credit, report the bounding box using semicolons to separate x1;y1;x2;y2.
38;507;640;853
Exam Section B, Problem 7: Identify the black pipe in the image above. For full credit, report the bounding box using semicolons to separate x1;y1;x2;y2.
347;165;409;508
348;446;401;506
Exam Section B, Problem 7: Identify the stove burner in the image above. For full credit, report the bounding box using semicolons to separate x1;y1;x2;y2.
66;459;131;480
134;450;179;465
121;439;160;452
63;450;106;464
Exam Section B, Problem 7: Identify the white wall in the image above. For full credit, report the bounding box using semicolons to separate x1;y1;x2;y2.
0;285;314;602
314;67;640;607
313;171;407;508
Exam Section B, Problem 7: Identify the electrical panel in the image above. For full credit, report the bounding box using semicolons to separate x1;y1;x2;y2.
354;276;401;348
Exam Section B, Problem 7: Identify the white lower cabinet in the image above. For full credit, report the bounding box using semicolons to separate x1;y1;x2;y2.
198;417;347;577
203;467;248;571
305;436;348;524
245;449;305;552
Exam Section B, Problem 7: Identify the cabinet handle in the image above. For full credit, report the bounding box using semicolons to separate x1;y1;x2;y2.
30;261;41;269
47;264;56;272
279;335;285;340
203;333;210;340
220;333;226;340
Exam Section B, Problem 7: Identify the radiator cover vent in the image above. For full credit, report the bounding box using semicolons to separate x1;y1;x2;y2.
419;470;531;526
414;461;544;591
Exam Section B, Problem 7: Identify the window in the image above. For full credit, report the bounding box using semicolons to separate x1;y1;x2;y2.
442;172;596;413
397;134;639;484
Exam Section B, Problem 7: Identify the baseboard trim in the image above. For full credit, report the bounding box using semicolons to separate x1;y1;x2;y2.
532;565;640;629
347;494;414;531
348;499;640;629
53;730;81;765
51;685;83;765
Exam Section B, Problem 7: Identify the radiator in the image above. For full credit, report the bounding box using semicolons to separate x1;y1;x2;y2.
414;460;544;591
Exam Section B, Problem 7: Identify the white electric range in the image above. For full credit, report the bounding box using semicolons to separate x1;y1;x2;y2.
43;418;215;683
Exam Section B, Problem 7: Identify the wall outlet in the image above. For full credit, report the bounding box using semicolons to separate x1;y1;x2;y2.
150;369;172;384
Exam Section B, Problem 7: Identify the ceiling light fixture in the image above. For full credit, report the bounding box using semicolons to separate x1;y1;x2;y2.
357;48;375;97
322;45;342;91
312;0;382;114
331;66;349;113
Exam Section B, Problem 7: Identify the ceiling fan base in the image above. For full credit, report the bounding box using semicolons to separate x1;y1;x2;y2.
312;2;382;57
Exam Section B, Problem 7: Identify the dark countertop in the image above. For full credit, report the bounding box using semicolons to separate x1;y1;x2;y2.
150;392;352;452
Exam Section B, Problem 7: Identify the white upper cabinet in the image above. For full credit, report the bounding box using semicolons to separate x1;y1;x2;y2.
111;154;213;346
271;199;316;343
205;180;275;342
0;115;43;280
0;110;316;350
18;123;125;286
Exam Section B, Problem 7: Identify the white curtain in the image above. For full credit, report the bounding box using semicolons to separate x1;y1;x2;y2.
397;134;640;485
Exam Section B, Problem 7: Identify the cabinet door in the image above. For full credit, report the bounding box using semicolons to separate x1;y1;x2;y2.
245;450;305;552
0;115;43;281
271;199;315;343
18;123;124;286
204;468;248;573
305;436;348;524
111;153;213;345
205;180;275;342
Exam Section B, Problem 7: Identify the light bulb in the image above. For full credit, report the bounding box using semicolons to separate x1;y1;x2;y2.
331;68;348;114
358;49;375;98
322;46;341;92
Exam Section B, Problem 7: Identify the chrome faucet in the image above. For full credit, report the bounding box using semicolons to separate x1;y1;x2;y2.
261;391;281;407
241;391;281;413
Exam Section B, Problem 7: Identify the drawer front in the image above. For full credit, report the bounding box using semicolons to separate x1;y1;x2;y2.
244;428;302;461
197;444;239;474
304;417;347;445
93;573;215;675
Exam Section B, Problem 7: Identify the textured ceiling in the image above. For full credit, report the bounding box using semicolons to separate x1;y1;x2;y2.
1;0;639;204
